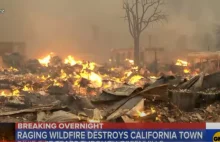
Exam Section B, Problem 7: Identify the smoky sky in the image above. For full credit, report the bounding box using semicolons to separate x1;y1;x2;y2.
0;0;219;62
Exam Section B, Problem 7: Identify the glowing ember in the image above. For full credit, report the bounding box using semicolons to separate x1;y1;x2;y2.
137;107;156;117
151;107;156;113
132;66;138;70
37;75;50;81
38;53;53;66
150;76;157;79
183;69;190;74
53;80;63;87
8;67;18;72
137;110;147;117
64;55;77;66
125;71;132;77
175;59;188;66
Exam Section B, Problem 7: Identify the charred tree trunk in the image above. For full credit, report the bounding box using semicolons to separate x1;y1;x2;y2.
134;36;140;66
123;0;166;66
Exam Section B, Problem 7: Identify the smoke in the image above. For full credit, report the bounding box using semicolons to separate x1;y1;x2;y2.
0;0;219;63
142;0;220;51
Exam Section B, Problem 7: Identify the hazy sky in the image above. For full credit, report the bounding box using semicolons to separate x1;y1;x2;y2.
0;0;219;62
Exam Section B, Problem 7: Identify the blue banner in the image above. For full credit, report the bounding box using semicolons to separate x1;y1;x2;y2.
15;129;214;141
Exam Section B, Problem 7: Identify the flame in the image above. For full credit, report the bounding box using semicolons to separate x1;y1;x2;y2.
8;67;18;72
64;56;96;70
38;53;53;66
80;71;102;88
183;69;190;74
13;89;20;96
102;81;112;89
175;59;188;66
87;62;96;70
137;110;147;117
110;68;115;71
0;89;20;96
37;75;50;81
132;66;138;70
137;107;156;117
192;71;199;76
149;76;157;79
125;71;132;77
60;69;67;79
128;75;143;84
64;55;77;66
125;58;134;64
22;85;33;92
53;80;63;87
0;91;6;96
151;107;156;113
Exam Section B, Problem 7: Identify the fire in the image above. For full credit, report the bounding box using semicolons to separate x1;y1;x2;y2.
38;53;53;66
137;107;156;117
60;69;67;79
37;75;50;81
80;71;102;88
137;110;147;117
22;85;33;92
125;58;134;64
13;89;20;96
0;91;6;96
128;75;143;84
150;76;157;79
86;62;96;70
132;66;138;70
53;80;63;87
8;67;18;72
124;71;132;77
151;107;156;113
0;89;20;96
175;59;188;66
64;55;96;70
183;69;190;74
64;55;77;66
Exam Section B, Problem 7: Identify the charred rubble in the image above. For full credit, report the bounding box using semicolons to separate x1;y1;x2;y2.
0;52;220;123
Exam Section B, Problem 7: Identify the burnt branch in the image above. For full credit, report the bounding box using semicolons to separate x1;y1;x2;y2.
123;1;136;37
123;0;166;36
141;0;167;32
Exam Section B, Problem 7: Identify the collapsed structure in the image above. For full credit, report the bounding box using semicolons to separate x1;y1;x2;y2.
0;51;219;123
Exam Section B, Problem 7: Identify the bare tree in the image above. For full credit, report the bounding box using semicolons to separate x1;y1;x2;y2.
123;0;166;65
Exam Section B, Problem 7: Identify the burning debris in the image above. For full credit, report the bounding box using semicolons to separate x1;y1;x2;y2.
0;53;220;123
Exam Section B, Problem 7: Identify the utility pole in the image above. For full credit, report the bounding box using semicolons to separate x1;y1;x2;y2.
149;35;152;48
145;47;164;74
91;25;99;41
